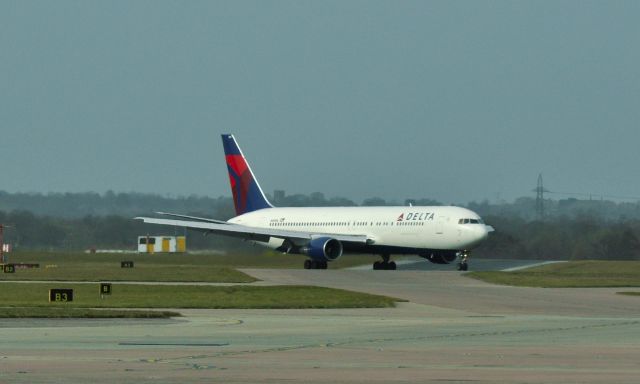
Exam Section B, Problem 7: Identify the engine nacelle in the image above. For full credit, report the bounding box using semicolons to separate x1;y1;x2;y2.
302;237;343;262
425;250;458;264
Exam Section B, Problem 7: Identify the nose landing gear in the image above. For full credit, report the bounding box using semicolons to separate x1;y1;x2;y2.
457;251;469;271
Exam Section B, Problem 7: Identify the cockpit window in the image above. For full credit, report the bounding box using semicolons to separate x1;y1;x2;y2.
459;218;484;224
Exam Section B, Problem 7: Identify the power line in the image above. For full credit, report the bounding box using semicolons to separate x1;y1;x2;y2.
532;174;640;204
546;191;640;201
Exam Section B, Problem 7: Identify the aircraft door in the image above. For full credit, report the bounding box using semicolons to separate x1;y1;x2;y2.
435;216;445;234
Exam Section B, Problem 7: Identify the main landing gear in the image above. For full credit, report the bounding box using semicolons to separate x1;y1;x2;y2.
373;254;396;270
457;251;469;271
304;259;328;270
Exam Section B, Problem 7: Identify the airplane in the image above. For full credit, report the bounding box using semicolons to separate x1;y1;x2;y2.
136;134;493;270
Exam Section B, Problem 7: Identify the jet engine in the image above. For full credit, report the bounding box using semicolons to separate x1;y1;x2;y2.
302;237;343;261
424;250;457;264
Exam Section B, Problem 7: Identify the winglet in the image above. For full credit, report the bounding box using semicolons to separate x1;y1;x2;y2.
221;134;273;215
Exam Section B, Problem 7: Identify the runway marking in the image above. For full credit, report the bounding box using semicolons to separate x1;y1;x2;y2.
501;261;567;272
119;342;229;347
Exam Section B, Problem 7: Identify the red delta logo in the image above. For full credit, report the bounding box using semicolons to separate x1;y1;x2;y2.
397;213;404;222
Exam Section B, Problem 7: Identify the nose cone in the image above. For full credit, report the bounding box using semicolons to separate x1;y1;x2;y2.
464;224;492;249
475;225;490;242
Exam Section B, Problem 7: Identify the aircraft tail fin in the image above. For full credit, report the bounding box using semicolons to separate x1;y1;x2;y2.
221;134;273;215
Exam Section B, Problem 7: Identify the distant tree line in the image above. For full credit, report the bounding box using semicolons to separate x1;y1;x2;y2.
3;190;640;221
0;210;245;252
468;197;640;222
476;215;640;260
1;191;640;260
0;191;230;219
0;190;444;219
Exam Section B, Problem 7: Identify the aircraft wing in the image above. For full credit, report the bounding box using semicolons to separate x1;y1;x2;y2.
155;212;229;224
134;217;371;244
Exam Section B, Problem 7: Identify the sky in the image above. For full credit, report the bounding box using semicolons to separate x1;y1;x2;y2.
1;1;639;205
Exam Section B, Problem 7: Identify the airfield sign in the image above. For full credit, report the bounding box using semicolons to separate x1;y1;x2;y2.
49;289;74;302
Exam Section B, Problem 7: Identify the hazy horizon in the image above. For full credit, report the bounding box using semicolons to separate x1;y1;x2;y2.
2;1;639;204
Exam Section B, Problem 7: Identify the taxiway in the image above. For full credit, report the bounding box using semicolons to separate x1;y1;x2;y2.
1;261;639;383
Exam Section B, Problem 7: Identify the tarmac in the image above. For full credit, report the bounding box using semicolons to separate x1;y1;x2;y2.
1;259;640;383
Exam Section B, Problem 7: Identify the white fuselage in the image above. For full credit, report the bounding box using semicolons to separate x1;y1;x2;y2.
228;205;489;253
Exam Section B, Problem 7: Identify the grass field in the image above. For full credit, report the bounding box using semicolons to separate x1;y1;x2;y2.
0;283;400;311
1;250;376;282
0;251;399;317
0;307;180;318
1;263;256;283
467;260;640;288
5;250;378;268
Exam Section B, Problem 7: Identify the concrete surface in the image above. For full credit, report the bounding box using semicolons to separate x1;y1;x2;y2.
1;267;639;383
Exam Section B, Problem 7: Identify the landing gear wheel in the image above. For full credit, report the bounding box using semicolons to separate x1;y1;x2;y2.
305;260;328;269
457;250;470;271
373;259;396;270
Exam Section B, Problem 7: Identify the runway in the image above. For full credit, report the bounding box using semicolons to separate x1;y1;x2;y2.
395;257;566;272
1;266;640;383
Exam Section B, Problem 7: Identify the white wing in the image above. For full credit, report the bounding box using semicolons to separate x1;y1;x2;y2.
155;211;229;224
135;217;371;245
